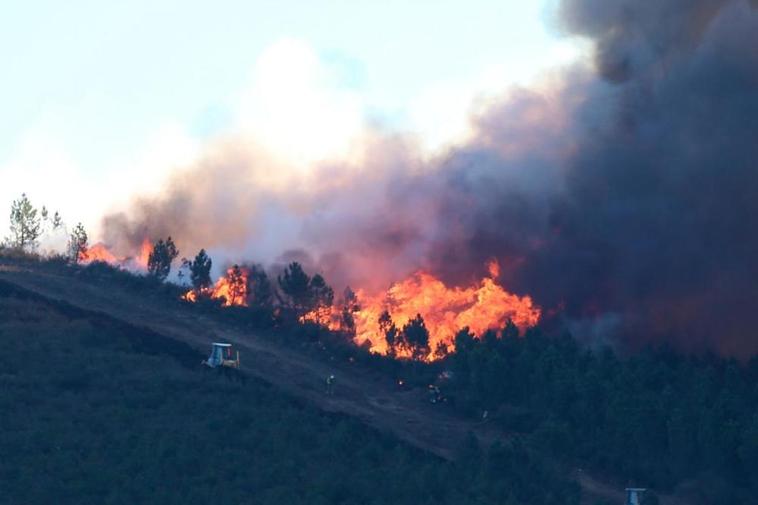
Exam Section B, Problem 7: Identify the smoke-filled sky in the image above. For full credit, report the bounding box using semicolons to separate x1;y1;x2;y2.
2;0;757;356
0;0;579;237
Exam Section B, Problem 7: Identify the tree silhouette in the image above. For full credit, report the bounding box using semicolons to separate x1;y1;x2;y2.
147;237;179;281
51;211;63;230
308;274;334;323
277;263;336;322
37;205;64;238
502;319;519;340
278;262;311;314
378;310;398;356
226;264;247;306
189;249;212;291
248;265;274;310
7;193;41;250
433;341;449;360
340;287;359;336
454;327;476;353
400;314;430;360
68;223;88;263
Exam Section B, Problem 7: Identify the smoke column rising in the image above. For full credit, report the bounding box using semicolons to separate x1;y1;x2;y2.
103;0;758;356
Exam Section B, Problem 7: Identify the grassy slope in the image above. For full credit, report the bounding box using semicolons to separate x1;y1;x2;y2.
0;283;578;505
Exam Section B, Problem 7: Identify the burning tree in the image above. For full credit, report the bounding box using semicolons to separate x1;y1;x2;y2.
7;193;41;251
68;223;88;263
308;274;334;324
374;311;432;360
344;262;540;360
278;262;336;324
147;237;179;281
183;265;249;307
223;265;247;306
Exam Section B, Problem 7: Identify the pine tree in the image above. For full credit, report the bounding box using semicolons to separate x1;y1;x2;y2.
68;223;88;262
308;274;334;323
401;314;430;361
248;265;274;310
340;287;359;336
226;264;247;306
7;193;41;250
278;262;311;314
189;249;213;291
147;236;179;280
378;310;398;357
51;211;63;230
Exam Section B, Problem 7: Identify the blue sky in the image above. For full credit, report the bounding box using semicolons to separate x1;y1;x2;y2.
0;0;581;240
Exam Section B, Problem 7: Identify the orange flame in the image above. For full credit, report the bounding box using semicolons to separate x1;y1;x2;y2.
79;240;153;270
182;267;249;307
79;243;119;264
135;238;152;269
313;260;540;361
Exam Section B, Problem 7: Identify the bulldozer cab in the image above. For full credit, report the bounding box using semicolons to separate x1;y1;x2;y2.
203;342;240;369
625;488;646;505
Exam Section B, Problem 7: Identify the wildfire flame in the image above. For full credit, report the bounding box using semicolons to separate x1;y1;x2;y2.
182;259;539;361
79;243;119;264
79;238;153;271
182;266;249;307
135;239;152;269
313;260;540;361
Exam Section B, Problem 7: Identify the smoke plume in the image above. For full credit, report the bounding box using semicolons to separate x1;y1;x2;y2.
103;0;758;356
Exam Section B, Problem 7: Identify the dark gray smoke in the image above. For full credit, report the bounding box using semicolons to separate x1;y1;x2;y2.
103;0;758;356
424;0;758;355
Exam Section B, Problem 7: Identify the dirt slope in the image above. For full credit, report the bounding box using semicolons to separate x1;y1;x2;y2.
0;261;687;505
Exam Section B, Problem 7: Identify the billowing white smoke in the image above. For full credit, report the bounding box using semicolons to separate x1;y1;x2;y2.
102;0;758;356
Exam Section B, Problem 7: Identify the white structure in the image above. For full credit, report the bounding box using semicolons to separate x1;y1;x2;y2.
625;488;646;505
202;342;240;369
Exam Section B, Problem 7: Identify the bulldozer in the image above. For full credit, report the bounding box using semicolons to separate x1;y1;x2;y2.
202;342;240;369
625;488;647;505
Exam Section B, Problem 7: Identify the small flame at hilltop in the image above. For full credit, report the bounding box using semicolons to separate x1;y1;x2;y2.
135;239;152;269
183;266;248;307
79;243;119;264
314;260;541;361
79;238;153;270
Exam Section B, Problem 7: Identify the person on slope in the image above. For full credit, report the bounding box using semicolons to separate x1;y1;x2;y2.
325;374;336;396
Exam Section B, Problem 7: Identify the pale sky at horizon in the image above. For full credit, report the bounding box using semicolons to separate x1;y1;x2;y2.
0;0;584;242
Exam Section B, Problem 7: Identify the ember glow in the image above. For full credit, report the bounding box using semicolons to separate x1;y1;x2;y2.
311;261;540;361
182;267;249;307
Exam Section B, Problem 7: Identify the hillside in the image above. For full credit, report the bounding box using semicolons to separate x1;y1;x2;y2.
0;275;578;505
0;259;483;461
2;256;756;505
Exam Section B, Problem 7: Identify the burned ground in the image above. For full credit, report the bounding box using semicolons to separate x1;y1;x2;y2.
2;258;755;504
0;262;581;505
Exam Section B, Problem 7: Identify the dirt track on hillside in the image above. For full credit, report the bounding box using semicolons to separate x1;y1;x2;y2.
1;261;690;505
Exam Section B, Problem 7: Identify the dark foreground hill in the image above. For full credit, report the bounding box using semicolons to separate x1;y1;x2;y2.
0;277;579;505
1;257;756;505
